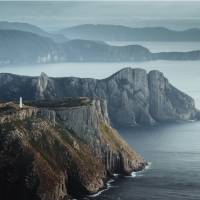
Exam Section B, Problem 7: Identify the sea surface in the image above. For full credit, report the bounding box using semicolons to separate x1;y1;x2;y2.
85;121;200;200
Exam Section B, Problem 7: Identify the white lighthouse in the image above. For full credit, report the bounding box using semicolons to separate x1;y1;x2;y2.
19;97;23;108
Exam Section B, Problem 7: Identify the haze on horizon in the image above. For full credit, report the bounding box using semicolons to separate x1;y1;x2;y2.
0;1;200;31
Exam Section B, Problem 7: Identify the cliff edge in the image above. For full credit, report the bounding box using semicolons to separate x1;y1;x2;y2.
0;68;197;126
0;97;146;200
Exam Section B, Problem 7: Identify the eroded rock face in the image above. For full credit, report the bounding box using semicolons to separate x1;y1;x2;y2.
0;68;198;126
148;70;196;121
33;68;197;125
0;98;145;200
32;98;145;174
105;68;155;126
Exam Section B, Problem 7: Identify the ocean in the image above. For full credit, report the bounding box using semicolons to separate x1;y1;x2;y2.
85;121;200;200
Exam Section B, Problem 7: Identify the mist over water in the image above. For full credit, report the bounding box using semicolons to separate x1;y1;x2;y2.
106;41;200;53
1;1;200;30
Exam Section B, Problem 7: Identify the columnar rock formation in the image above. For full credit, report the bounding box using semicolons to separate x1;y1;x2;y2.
0;98;146;200
0;68;198;126
148;70;196;121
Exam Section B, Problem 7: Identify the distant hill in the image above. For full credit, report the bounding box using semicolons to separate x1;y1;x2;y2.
60;24;200;41
0;31;153;64
0;21;68;43
0;29;200;65
0;30;59;64
62;39;152;62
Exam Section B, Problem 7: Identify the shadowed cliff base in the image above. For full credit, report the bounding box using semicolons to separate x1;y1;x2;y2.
0;98;146;200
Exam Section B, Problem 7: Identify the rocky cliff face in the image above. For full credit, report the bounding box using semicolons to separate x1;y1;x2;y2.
0;98;145;200
33;68;199;125
0;68;197;126
148;70;197;121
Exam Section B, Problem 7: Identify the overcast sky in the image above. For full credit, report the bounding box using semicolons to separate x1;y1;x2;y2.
0;1;200;30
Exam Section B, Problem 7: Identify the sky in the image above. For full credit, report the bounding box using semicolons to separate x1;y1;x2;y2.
0;1;200;31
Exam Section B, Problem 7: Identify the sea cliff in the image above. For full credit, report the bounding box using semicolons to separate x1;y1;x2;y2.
0;68;197;126
0;98;146;200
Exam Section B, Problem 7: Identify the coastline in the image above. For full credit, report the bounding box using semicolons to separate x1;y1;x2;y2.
88;162;152;199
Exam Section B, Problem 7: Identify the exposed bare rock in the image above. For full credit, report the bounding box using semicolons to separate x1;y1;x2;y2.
0;98;146;200
105;68;155;125
36;72;49;99
148;70;197;121
0;68;197;126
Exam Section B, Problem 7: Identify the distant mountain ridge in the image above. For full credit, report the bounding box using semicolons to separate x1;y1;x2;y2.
60;24;200;41
0;29;200;65
0;30;60;65
0;21;68;43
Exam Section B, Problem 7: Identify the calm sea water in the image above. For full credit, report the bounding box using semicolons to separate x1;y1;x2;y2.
85;121;200;200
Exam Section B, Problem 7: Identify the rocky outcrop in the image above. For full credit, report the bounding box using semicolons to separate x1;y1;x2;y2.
0;68;197;126
148;70;196;121
36;72;51;99
33;68;198;125
0;98;146;200
104;68;155;126
29;98;144;173
0;102;38;124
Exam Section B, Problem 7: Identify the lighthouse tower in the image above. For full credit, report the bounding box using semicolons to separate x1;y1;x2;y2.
19;97;23;108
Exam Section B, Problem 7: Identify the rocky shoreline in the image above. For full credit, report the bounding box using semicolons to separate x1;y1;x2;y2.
88;161;151;199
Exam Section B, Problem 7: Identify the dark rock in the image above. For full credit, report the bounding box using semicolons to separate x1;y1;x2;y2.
148;70;196;121
0;98;145;200
0;68;197;126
